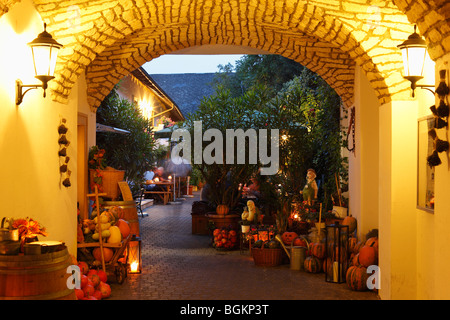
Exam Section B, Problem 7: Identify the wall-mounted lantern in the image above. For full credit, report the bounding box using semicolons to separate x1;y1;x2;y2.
16;23;63;105
397;25;434;97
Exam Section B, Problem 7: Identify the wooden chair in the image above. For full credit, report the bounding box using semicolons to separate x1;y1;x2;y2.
118;181;145;217
134;186;145;217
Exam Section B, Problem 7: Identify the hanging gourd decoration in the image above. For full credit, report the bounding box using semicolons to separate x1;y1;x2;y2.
436;100;449;118
427;150;441;168
435;70;450;98
62;170;72;187
58;118;71;188
436;139;449;153
58;123;68;134
435;117;448;129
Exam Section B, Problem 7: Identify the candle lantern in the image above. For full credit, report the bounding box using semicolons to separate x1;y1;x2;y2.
128;235;142;274
325;222;349;283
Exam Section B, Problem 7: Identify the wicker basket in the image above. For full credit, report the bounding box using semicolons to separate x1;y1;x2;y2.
90;168;125;200
251;244;283;267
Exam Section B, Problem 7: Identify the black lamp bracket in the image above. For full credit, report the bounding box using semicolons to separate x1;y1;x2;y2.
409;69;449;98
15;79;47;106
417;84;436;96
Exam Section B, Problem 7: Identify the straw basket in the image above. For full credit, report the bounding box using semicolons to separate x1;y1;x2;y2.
90;168;125;200
251;243;283;267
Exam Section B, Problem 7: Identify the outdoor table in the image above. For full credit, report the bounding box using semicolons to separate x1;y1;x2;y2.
144;181;174;205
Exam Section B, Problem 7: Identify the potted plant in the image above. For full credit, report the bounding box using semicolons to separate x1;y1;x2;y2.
96;88;155;196
181;86;269;215
12;217;48;253
239;219;251;233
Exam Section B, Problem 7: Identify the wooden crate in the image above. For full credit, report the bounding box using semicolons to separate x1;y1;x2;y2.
192;214;209;235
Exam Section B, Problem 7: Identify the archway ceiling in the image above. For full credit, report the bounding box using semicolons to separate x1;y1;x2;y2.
3;0;447;111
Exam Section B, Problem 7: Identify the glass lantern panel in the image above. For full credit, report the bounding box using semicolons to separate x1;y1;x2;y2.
31;44;59;77
402;46;427;78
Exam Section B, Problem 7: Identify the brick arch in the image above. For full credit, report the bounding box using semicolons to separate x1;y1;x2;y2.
86;26;357;111
393;0;450;61
24;0;449;109
0;0;20;17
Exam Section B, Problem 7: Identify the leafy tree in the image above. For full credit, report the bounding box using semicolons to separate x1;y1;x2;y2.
181;85;273;211
211;57;347;222
214;55;305;98
96;88;155;194
269;68;347;212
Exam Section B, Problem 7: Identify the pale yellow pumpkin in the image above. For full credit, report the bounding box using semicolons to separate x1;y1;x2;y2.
107;226;122;244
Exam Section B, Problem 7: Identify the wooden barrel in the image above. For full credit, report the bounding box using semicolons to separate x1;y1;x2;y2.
89;169;125;200
206;214;240;230
0;248;76;300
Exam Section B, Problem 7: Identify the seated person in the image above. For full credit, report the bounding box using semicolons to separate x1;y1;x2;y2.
242;176;261;199
144;167;157;191
200;183;212;202
146;167;170;193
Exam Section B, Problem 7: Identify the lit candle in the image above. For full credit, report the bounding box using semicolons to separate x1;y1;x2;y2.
168;175;172;180
130;261;139;273
154;177;159;182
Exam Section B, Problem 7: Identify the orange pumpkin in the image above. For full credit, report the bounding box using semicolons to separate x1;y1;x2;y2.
310;242;326;259
351;253;360;266
359;244;378;267
342;215;357;233
365;237;379;256
115;219;130;238
348;237;357;253
346;265;369;291
93;247;114;263
216;204;229;215
304;256;322;273
353;241;364;254
292;237;307;247
281;232;298;245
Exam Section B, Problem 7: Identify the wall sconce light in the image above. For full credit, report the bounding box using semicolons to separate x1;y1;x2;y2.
16;23;63;105
397;25;434;97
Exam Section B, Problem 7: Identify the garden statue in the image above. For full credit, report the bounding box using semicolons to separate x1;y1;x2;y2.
241;200;261;223
301;168;318;204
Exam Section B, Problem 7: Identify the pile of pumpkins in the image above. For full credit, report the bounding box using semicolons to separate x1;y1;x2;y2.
283;215;379;292
75;261;112;300
253;238;282;249
79;206;131;263
347;234;378;291
212;228;239;250
303;235;379;291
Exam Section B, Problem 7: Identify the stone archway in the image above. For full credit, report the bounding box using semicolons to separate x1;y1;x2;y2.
19;0;441;111
2;0;447;110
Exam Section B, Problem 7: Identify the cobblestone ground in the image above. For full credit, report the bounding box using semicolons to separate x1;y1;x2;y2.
109;192;378;301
